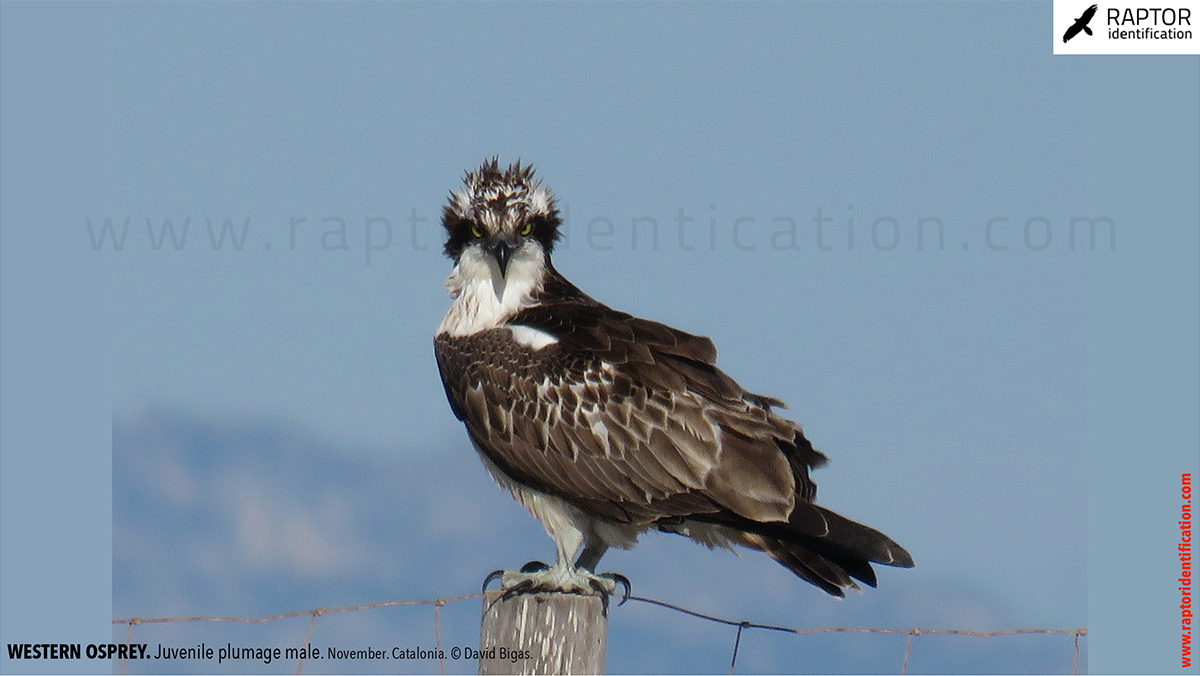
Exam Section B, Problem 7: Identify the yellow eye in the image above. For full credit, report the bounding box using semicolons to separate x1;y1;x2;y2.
520;222;534;236
471;225;483;238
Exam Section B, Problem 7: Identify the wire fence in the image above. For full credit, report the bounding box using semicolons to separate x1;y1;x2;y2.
113;592;1087;675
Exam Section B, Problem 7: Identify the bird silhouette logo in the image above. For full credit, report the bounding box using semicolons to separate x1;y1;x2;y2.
1063;4;1099;42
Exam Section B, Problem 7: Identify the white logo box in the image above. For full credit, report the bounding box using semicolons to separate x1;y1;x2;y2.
1055;0;1200;54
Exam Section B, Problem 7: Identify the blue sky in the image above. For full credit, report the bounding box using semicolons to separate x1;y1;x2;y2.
1;2;1197;674
110;0;1092;632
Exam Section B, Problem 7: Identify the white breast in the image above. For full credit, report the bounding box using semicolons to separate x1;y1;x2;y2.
437;245;546;337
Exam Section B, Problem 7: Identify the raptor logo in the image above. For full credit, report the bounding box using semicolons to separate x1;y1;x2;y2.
1063;4;1099;42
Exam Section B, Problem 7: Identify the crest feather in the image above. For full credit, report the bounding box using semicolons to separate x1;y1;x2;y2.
441;157;562;259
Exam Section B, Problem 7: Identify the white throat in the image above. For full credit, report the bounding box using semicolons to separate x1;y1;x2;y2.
438;244;547;337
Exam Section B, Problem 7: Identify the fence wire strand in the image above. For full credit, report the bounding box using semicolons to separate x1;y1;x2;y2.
623;595;1086;675
901;630;916;675
113;592;1086;675
295;613;317;676
433;600;446;676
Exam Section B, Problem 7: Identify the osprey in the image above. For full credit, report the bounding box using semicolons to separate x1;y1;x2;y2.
434;159;913;599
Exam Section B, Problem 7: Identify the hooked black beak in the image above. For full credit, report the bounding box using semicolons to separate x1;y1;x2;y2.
487;238;514;278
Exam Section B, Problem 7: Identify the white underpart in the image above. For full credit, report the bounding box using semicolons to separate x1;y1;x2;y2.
472;441;642;567
663;521;742;553
509;325;559;349
438;241;546;337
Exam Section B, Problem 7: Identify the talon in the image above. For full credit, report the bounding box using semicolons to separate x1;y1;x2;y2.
602;573;632;605
482;564;629;612
482;569;505;592
501;578;538;601
589;579;611;614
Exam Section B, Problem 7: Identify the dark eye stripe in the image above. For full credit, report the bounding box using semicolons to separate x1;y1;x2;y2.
442;214;485;259
442;203;562;260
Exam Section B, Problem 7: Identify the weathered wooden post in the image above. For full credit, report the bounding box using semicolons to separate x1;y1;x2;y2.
478;590;607;675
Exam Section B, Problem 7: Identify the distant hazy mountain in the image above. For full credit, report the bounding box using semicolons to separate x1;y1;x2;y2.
114;410;1084;674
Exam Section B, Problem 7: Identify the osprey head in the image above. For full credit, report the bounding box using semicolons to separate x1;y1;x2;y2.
442;158;561;278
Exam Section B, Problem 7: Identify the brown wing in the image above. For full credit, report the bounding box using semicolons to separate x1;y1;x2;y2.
434;294;827;526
